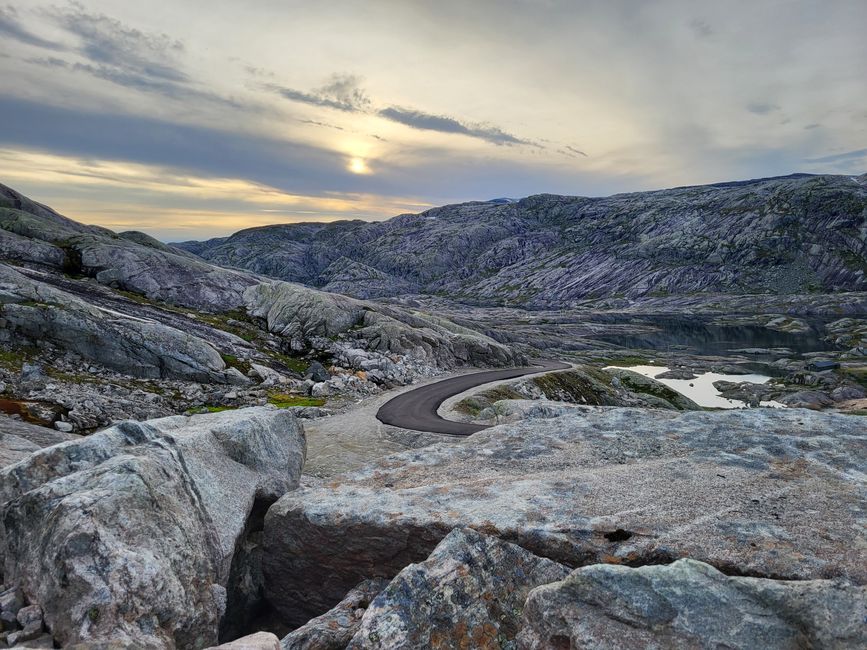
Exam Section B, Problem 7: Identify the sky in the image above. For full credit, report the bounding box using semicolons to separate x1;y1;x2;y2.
1;0;865;241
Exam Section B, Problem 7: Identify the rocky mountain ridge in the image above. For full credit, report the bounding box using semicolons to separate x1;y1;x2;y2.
176;173;867;306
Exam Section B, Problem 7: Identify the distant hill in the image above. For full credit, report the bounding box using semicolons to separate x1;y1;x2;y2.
175;173;867;306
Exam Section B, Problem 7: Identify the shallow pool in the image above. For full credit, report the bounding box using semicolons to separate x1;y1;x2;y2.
606;365;786;409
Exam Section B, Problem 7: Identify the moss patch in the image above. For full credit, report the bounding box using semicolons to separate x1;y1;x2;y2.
267;392;326;408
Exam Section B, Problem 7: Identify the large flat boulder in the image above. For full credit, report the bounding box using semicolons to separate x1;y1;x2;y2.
346;528;570;649
518;558;866;649
1;407;305;648
0;415;77;468
263;407;865;625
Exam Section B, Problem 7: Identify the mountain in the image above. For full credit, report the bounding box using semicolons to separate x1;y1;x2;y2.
175;173;867;307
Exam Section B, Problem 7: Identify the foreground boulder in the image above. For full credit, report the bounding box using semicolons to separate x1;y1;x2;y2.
518;559;866;649
263;407;865;624
346;528;570;649
1;407;305;648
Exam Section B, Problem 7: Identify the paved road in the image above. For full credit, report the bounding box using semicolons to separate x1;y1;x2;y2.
375;359;571;435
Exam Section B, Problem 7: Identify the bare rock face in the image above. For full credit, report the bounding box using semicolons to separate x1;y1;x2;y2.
245;281;521;369
517;559;867;649
263;407;865;625
1;407;305;649
346;528;570;650
0;263;244;383
281;579;388;650
206;631;282;650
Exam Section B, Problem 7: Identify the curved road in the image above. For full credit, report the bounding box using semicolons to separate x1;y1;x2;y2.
376;359;571;435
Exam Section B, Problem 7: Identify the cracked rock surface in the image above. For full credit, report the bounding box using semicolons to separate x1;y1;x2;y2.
263;407;865;625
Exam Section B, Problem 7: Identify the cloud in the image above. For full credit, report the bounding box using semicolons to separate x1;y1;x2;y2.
378;106;531;146
0;5;62;49
746;102;780;115
803;148;867;164
688;18;713;38
804;123;821;130
270;73;370;112
49;3;187;82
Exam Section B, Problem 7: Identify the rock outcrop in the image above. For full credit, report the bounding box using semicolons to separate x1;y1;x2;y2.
0;407;305;648
518;559;866;649
0;263;244;383
178;174;867;306
263;407;865;625
245;281;521;369
346;528;570;649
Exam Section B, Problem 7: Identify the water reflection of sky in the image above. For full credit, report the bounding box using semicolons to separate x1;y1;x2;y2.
607;365;786;409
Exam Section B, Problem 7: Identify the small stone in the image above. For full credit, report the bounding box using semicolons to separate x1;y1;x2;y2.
53;421;74;433
16;604;42;628
7;621;43;645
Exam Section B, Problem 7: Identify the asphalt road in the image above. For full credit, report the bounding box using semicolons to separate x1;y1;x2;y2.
375;359;571;435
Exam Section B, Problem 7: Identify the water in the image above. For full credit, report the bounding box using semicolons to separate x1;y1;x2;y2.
606;365;785;409
590;315;835;357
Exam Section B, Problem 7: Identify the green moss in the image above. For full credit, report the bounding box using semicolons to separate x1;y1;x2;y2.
841;366;867;389
267;392;326;408
0;346;36;370
220;354;252;375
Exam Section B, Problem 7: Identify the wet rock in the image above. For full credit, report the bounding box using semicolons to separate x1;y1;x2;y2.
263;408;865;625
517;559;866;649
206;631;281;649
282;578;388;650
1;407;305;649
346;528;569;649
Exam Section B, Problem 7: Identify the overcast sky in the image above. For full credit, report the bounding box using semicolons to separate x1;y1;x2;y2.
2;0;865;240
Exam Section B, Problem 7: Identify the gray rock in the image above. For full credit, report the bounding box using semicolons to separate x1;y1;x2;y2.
779;390;835;410
831;385;866;401
517;559;867;649
0;415;77;468
304;361;330;383
1;407;305;649
281;579;388;650
654;368;697;380
263;408;865;626
53;421;73;433
0;263;243;383
177;174;867;305
16;603;42;628
206;632;281;650
245;281;522;369
346;528;570;649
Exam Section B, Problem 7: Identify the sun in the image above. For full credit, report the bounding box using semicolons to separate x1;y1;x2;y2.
348;157;369;174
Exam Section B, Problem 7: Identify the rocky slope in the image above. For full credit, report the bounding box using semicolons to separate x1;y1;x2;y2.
177;173;867;306
0;182;522;431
